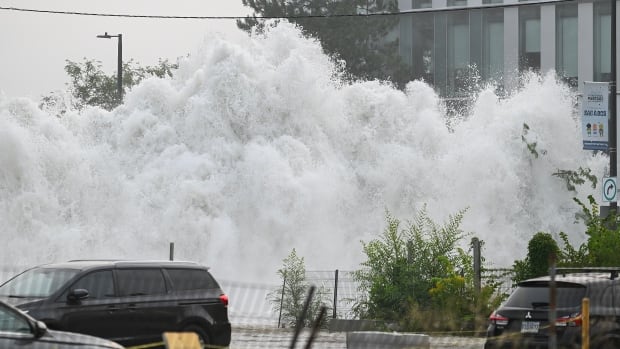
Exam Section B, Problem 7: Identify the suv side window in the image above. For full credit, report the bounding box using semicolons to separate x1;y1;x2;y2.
166;268;217;291
64;270;115;299
116;269;166;296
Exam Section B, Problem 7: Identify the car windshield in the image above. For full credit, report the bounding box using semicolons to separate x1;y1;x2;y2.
504;282;586;308
0;268;80;297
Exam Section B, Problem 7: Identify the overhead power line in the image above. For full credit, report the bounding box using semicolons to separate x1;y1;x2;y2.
0;6;394;19
0;0;578;19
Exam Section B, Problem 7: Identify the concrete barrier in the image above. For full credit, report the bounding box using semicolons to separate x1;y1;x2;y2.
346;331;430;349
329;319;386;332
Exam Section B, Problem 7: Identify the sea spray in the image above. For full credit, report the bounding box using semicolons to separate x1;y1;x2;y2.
0;23;607;283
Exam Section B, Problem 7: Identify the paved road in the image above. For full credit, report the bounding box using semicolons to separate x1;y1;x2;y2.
230;325;485;349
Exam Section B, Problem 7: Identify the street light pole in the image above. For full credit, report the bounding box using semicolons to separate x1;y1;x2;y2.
611;0;617;212
96;32;123;104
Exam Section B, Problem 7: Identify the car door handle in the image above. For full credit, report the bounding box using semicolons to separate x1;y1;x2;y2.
107;305;120;313
127;304;137;311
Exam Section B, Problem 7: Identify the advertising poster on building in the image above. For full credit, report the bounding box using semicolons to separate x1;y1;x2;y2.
581;81;609;151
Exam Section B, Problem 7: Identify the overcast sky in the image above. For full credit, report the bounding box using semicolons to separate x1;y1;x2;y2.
0;1;251;100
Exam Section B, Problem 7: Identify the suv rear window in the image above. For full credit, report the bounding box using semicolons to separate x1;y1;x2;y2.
117;269;166;296
505;281;586;308
166;269;218;291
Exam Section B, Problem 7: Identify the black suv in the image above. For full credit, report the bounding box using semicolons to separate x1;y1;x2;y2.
0;260;231;348
484;268;620;349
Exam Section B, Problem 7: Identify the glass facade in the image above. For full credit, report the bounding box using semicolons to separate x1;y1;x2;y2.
398;0;607;96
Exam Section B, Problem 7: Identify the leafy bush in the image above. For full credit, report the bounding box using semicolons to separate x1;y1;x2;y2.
353;207;503;333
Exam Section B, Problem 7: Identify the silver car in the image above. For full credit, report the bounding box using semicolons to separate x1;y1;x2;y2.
0;300;124;348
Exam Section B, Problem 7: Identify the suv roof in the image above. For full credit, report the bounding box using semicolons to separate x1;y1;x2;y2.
34;260;208;271
520;268;620;287
523;272;616;284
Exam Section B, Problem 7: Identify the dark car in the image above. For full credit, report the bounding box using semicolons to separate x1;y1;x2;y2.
484;268;620;349
0;260;231;348
0;299;124;348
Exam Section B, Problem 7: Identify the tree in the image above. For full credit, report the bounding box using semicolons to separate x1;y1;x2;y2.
512;232;560;284
62;58;178;111
237;0;409;87
267;249;331;329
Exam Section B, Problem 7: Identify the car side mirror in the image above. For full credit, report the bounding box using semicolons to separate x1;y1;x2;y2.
67;288;89;302
33;320;48;338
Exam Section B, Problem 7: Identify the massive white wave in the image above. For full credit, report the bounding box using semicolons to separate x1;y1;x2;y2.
0;23;607;283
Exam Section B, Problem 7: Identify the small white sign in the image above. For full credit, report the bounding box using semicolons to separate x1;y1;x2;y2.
603;177;617;202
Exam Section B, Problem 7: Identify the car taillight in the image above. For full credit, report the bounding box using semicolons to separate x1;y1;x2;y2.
219;294;229;307
556;313;582;327
489;310;509;326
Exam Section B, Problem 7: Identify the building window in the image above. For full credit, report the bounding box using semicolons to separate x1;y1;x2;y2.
556;4;578;87
519;5;541;72
447;11;470;96
412;13;435;84
448;0;468;6
594;0;611;82
483;8;504;82
413;0;432;9
400;14;414;73
483;0;503;4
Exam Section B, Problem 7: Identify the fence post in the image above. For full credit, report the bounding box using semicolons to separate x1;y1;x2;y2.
472;237;481;295
278;275;286;328
472;237;481;334
549;253;557;349
333;269;339;319
582;297;590;349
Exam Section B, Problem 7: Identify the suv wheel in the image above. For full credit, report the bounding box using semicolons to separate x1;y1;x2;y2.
183;324;210;348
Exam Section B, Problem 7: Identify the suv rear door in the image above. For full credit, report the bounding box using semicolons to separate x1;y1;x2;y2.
164;267;228;321
114;268;176;345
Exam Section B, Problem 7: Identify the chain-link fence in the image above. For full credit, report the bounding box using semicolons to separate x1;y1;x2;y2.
482;268;516;296
220;270;361;327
